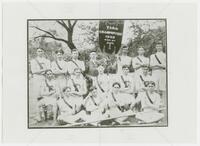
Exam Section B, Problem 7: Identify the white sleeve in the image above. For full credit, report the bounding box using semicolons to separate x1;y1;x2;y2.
150;55;155;67
30;60;39;74
51;62;60;74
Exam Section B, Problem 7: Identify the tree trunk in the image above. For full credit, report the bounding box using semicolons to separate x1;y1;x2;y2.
67;29;76;49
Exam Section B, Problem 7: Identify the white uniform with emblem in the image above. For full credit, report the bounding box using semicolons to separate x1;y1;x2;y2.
57;95;83;124
51;60;69;89
135;73;158;92
82;93;108;122
150;52;166;91
30;57;51;99
132;55;149;75
39;78;60;106
67;59;85;75
92;74;110;95
38;78;60;120
66;75;87;110
111;74;135;94
135;91;164;123
116;55;132;74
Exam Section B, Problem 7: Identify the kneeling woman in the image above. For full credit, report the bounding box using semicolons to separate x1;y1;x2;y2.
37;70;60;122
131;81;164;124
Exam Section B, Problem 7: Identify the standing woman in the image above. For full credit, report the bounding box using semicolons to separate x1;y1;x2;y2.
150;41;166;104
51;49;69;90
115;45;132;74
30;48;51;98
132;47;149;76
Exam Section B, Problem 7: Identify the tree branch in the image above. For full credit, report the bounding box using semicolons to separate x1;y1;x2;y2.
30;26;56;38
30;26;69;44
33;35;69;44
68;20;72;28
56;20;70;32
72;20;77;28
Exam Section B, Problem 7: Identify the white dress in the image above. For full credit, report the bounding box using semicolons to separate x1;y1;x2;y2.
150;52;166;91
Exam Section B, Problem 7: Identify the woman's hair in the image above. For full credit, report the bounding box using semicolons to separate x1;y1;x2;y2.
112;82;121;88
55;49;64;55
63;86;71;92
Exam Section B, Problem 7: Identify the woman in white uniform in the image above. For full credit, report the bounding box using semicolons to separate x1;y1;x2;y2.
37;70;60;122
51;49;69;89
131;81;164;124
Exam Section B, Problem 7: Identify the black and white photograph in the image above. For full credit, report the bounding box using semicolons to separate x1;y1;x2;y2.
28;19;167;128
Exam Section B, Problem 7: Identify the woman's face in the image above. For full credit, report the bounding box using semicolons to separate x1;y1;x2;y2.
113;84;120;93
56;52;63;60
37;49;44;57
74;68;81;76
46;71;54;79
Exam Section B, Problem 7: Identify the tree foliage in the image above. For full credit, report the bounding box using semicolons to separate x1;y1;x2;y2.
127;21;167;57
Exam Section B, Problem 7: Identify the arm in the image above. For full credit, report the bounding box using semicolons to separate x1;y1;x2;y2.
81;61;86;72
30;60;46;74
39;82;56;96
51;62;65;75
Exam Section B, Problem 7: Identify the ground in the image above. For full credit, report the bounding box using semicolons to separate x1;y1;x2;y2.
28;78;167;128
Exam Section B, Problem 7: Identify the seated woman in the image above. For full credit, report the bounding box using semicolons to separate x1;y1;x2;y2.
103;82;135;125
131;81;164;124
57;86;88;125
92;65;111;96
82;86;108;124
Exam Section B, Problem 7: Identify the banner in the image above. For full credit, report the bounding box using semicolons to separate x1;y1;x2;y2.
99;20;124;54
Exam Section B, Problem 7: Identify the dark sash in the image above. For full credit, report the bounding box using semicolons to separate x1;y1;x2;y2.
145;91;154;104
71;60;79;68
137;56;143;63
62;97;73;109
140;75;147;87
121;75;128;88
55;60;62;70
45;79;54;92
155;54;162;64
111;92;117;102
118;56;121;61
35;58;44;69
71;79;79;92
89;95;97;106
96;77;105;92
111;93;122;111
139;75;144;82
71;60;85;76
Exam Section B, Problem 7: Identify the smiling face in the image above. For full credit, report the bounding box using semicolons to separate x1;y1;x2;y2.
122;66;129;75
122;47;128;55
36;48;44;57
138;47;145;55
112;83;120;93
156;44;163;52
56;52;63;60
74;68;82;76
46;70;54;80
147;82;156;92
72;50;79;60
63;87;71;96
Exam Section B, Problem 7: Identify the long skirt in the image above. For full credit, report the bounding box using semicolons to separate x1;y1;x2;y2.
135;110;164;123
